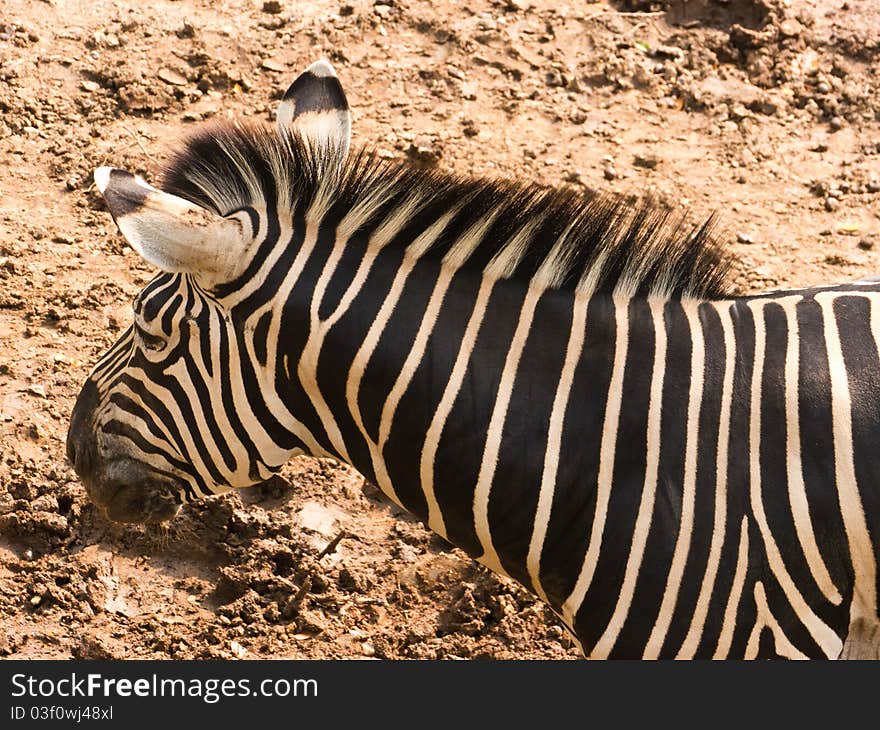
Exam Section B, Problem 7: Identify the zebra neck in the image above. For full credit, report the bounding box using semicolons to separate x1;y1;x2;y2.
285;237;635;602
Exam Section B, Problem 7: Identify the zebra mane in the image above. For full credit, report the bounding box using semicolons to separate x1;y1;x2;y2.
162;121;733;300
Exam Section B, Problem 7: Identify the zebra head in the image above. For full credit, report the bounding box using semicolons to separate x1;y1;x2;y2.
66;60;351;523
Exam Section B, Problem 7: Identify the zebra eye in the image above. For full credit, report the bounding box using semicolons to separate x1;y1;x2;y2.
134;322;166;351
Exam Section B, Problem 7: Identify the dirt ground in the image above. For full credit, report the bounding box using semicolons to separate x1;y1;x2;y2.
0;0;878;660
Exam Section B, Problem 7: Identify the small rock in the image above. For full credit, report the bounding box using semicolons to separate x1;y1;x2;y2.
858;239;874;251
729;104;750;122
66;176;80;191
829;116;844;131
816;81;831;95
361;642;376;657
26;384;46;398
545;69;565;88
176;21;196;39
157;68;187;86
459;82;477;100
736;232;754;244
229;640;247;658
262;0;283;13
603;165;617;181
825;196;840;212
867;179;880;194
633;153;660;170
81;80;100;93
652;45;684;62
74;634;116;660
261;58;286;73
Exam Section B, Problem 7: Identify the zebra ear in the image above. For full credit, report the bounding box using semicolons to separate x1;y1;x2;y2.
94;167;247;281
277;59;351;166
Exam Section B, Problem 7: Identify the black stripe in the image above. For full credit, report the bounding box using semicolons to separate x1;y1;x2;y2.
834;295;880;613
576;297;654;656
617;301;691;656
721;299;758;657
755;302;823;656
537;295;615;612
491;287;572;585
797;296;851;609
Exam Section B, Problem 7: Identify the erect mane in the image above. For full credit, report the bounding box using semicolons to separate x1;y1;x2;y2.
162;121;733;300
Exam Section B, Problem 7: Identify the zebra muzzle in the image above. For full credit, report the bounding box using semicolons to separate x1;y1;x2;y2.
103;476;181;524
78;457;182;525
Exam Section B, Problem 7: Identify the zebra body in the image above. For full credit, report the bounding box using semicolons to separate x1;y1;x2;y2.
67;61;880;659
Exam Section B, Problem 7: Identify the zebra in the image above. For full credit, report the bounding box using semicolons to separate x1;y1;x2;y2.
66;59;880;659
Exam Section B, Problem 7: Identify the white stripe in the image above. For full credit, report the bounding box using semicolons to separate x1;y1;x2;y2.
591;297;666;658
297;195;414;463
745;581;809;659
744;299;840;656
713;516;750;658
344;208;460;506
643;299;703;658
677;300;734;658
420;277;496;541
473;286;543;576
817;292;878;631
778;296;842;605
561;296;628;628
526;294;588;604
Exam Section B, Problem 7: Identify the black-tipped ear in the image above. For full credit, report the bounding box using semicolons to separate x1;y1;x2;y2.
277;59;351;163
93;166;247;281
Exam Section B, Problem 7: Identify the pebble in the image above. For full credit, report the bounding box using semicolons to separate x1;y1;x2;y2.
602;164;617;181
157;68;187;86
736;232;754;244
824;196;840;212
829;116;844;131
545;69;565;88
653;45;684;62
81;80;100;93
633;153;660;170
459;82;477;100
261;58;286;72
867;179;880;194
858;239;874;250
262;0;282;13
816;81;831;95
